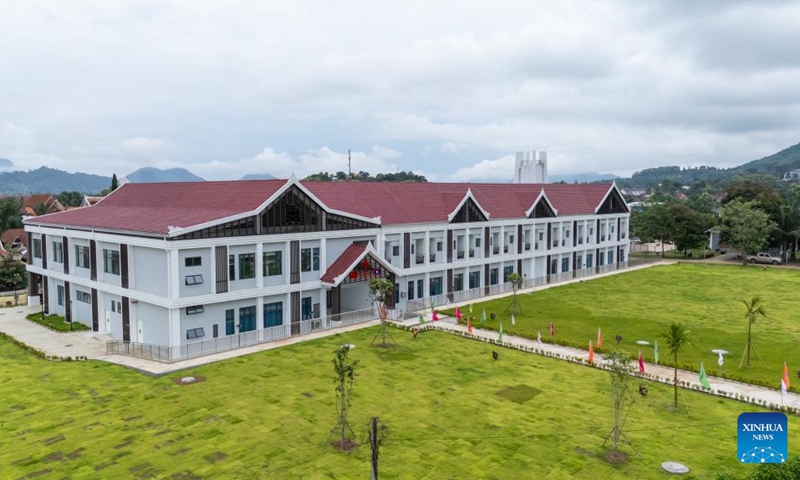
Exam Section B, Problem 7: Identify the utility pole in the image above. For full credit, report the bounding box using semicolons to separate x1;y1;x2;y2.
370;416;379;480
348;149;352;179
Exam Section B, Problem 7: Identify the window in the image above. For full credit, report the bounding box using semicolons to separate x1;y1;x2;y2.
301;297;312;320
565;230;570;238
416;279;424;299
407;281;415;300
239;306;256;332
213;324;219;338
225;309;235;335
509;235;514;244
490;268;498;285
586;253;593;267
608;251;614;264
619;250;625;262
239;253;255;279
186;305;204;315
469;271;481;289
263;251;282;276
76;290;91;303
538;232;544;241
57;285;64;306
562;258;569;273
503;266;513;281
453;273;464;291
475;238;481;248
301;247;320;272
550;258;558;274
75;245;90;268
111;300;116;313
117;301;122;313
52;241;63;263
430;277;442;296
103;249;120;275
229;254;236;281
185;274;204;285
33;238;42;258
392;245;399;256
264;302;283;328
185;256;202;267
436;242;442;252
186;328;205;340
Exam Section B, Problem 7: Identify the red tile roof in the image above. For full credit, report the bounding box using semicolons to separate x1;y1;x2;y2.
320;243;368;284
25;179;617;235
2;228;26;249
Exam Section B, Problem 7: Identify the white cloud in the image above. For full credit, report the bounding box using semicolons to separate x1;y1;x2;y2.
120;137;172;153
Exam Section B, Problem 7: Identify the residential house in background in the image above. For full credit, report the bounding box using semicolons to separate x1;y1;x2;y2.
80;196;104;208
19;194;65;219
24;177;630;360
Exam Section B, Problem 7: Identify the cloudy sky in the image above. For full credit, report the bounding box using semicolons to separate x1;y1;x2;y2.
1;0;799;182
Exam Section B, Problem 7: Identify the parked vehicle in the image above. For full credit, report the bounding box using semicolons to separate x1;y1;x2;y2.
747;253;782;265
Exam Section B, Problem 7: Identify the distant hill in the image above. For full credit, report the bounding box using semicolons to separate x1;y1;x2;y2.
549;172;619;184
0;166;110;195
240;173;276;180
125;167;205;183
0;158;13;168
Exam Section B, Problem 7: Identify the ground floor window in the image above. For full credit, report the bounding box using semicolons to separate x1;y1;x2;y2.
586;253;593;267
468;271;480;289
239;306;256;332
407;281;415;300
264;301;282;328
430;277;442;296
619;249;625;263
550;259;558;274
57;284;64;306
561;257;569;273
417;279;424;299
608;251;614;264
301;297;312;320
225;309;235;335
453;273;463;291
598;253;605;266
490;268;498;285
577;255;583;269
503;266;513;281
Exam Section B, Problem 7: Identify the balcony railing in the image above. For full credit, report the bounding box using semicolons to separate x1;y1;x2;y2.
504;245;509;253
535;242;539;250
524;243;531;251
578;238;583;244
552;241;558;248
469;249;475;258
457;250;465;259
493;246;500;255
415;255;424;265
601;235;606;242
429;254;436;262
562;239;566;246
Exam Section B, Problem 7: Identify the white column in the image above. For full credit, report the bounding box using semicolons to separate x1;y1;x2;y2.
319;287;328;326
256;296;264;330
256;242;264;289
319;238;327;275
168;308;181;348
424;230;430;265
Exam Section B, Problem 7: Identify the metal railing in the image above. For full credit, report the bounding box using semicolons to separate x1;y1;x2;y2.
405;262;628;313
106;306;381;364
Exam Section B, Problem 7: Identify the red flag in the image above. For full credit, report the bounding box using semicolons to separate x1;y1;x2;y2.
550;321;554;337
432;310;439;321
638;350;645;373
588;340;594;364
784;362;791;390
467;318;473;334
455;306;462;320
597;327;602;349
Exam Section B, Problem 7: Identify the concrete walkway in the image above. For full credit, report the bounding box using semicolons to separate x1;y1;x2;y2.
408;315;800;411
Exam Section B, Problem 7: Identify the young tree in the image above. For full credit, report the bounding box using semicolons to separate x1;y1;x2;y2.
329;345;359;451
659;322;692;408
111;174;119;191
603;351;636;453
741;296;766;367
368;277;395;347
775;187;800;263
722;199;776;265
505;272;524;314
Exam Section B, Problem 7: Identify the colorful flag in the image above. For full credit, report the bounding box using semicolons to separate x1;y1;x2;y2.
430;298;435;311
498;323;504;343
432;310;439;321
537;331;542;344
481;309;487;325
469;303;473;315
638;350;645;374
455;306;462;320
718;352;724;367
511;314;516;326
588;340;594;363
597;327;602;349
782;378;788;396
654;341;659;365
550;321;555;337
418;313;424;324
467;318;473;334
699;362;711;391
783;362;791;390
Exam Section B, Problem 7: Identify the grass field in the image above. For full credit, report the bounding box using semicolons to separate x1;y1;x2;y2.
25;313;91;332
445;263;800;390
0;325;793;479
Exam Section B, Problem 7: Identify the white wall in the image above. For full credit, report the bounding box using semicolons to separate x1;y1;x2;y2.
97;241;122;287
71;285;93;328
71;238;92;280
177;247;211;297
135;302;170;346
229;244;257;292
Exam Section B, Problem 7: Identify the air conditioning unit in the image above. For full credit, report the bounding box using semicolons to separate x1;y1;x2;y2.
313;320;321;329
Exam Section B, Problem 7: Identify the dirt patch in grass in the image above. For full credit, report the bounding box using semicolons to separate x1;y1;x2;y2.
603;450;628;465
495;384;542;404
42;452;64;463
171;471;202;480
330;439;359;452
302;392;313;398
203;451;228;464
67;448;85;460
21;468;52;479
573;447;594;458
123;415;143;422
42;434;65;446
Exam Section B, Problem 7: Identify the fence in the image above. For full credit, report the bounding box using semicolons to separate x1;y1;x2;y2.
405;262;627;313
106;306;382;364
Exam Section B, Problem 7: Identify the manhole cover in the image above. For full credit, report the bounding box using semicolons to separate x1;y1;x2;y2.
64;344;73;347
180;376;197;384
661;461;690;474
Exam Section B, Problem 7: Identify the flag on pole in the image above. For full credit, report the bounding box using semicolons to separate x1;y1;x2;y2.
654;341;659;365
597;327;602;349
430;298;435;311
588;340;594;364
432;310;439;321
469;304;473;315
418;313;424;324
455;306;462;320
781;378;788;396
498;323;504;343
481;309;487;325
511;314;516;326
699;362;711;391
467;318;473;334
783;362;791;390
638;350;645;374
537;330;542;344
550;321;555;338
718;352;724;367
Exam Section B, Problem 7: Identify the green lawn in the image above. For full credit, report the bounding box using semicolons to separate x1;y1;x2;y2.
0;326;792;479
26;313;90;332
445;263;800;390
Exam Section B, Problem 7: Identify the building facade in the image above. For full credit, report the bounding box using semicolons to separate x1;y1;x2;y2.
24;177;629;355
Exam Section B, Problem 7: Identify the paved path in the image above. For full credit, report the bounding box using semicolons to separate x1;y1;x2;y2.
405;315;800;411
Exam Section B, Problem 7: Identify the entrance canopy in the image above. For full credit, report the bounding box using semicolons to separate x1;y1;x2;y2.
320;243;398;288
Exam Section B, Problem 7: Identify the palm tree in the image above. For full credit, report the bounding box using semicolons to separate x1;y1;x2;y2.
659;322;692;408
742;296;766;367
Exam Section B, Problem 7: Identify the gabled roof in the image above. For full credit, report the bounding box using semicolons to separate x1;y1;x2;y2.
320;243;398;287
524;189;558;218
446;189;490;222
593;183;630;214
2;228;26;249
24;179;620;235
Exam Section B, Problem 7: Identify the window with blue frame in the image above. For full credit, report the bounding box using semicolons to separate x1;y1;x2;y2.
239;306;256;332
416;279;423;298
264;302;283;328
608;251;614;264
301;297;312;320
562;257;569;272
407;281;415;300
225;309;235;335
490;268;498;285
429;277;442;296
503;266;513;281
468;271;480;289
